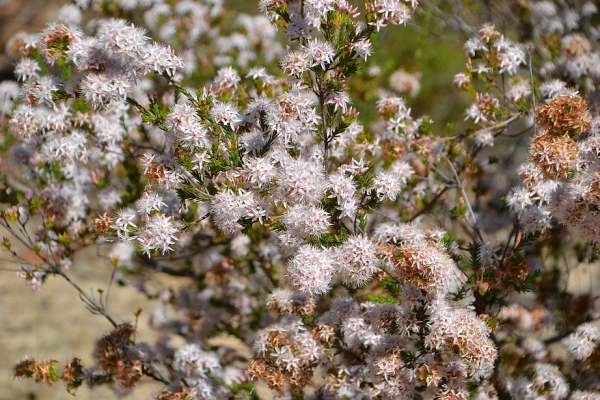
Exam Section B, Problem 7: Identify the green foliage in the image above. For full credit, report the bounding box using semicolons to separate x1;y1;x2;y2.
450;202;468;221
57;58;73;81
513;269;542;293
175;187;204;203
30;49;48;75
365;293;398;304
465;242;482;270
269;219;285;231
120;157;145;205
0;186;22;205
380;276;401;297
417;116;434;136
126;98;169;130
354;164;375;190
441;234;456;252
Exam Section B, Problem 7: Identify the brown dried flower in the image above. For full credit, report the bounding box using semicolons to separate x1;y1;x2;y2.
381;239;458;293
94;213;115;237
41;24;79;64
528;132;578;180
61;358;84;395
93;324;142;389
155;387;198;400
561;34;591;60
247;328;317;393
266;289;316;316
518;162;544;187
14;358;59;387
535;95;592;136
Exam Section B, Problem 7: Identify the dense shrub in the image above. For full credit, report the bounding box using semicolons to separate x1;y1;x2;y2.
1;0;600;398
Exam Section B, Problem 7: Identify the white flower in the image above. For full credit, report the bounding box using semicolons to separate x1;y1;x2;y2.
136;192;166;215
498;43;526;75
210;100;241;129
280;50;311;77
281;204;331;238
351;39;372;61
215;66;241;89
305;39;336;69
274;158;328;205
324;91;351;113
167;103;208;150
287;245;336;296
210;190;244;234
14;58;40;82
373;171;402;201
97;19;148;58
506;186;534;215
113;207;138;241
191;151;210;171
139;43;184;77
139;214;179;255
242;156;276;188
336;235;380;287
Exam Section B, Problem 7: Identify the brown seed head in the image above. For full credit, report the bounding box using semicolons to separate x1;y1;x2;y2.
156;387;198;400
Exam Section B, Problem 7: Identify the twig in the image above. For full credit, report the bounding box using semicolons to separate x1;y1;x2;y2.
408;187;449;222
528;49;537;137
0;218;39;258
378;262;403;283
52;267;118;328
137;255;195;278
503;123;533;138
544;315;600;345
447;160;484;243
491;333;512;400
104;265;118;312
500;223;518;266
142;363;172;386
129;142;164;152
0;267;25;272
476;113;522;138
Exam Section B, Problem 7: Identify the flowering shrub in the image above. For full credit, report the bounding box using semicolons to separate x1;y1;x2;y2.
2;0;600;399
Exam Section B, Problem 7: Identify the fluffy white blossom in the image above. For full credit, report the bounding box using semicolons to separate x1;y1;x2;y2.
373;171;403;201
281;204;331;238
336;235;380;287
274;158;328;205
286;245;336;296
563;323;600;360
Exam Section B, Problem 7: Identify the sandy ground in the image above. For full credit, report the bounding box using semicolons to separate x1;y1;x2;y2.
2;1;271;397
0;244;168;400
0;241;273;400
0;2;267;398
